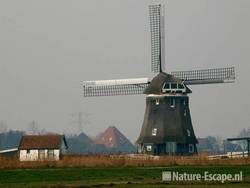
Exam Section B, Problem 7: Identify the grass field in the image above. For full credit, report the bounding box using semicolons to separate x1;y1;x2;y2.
1;155;250;187
0;166;250;188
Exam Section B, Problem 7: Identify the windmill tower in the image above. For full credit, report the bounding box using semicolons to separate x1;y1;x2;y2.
82;5;235;155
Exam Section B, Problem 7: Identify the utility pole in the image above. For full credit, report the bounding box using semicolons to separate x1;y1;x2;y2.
70;112;91;134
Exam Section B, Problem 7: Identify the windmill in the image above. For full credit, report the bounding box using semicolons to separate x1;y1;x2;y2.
82;5;235;155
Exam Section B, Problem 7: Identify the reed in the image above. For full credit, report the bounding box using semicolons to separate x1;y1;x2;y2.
0;154;250;169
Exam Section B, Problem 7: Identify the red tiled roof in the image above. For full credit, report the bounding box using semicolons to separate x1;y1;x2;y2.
95;126;130;148
19;135;66;149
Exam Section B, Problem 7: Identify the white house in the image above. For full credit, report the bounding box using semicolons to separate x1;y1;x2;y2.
18;135;68;161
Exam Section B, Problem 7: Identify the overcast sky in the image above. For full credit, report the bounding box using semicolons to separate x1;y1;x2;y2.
0;0;249;142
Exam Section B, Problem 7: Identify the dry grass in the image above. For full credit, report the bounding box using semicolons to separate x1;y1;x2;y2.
0;154;250;169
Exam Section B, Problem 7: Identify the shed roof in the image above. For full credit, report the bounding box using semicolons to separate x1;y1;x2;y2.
0;148;18;154
19;135;67;149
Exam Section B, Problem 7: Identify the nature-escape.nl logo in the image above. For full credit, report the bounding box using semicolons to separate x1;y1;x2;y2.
162;171;243;183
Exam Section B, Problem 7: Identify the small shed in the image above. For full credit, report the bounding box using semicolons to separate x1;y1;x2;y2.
0;148;18;158
19;135;68;161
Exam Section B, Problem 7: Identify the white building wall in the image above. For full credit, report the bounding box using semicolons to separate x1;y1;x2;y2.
19;149;61;161
54;149;60;160
20;149;38;161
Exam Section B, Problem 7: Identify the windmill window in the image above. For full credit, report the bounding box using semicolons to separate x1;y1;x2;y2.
162;83;171;93
146;145;152;152
178;84;184;89
155;99;160;105
163;83;185;93
171;83;177;89
152;128;157;136
184;109;187;116
170;98;175;108
166;142;177;154
187;129;191;137
164;83;170;89
189;144;194;153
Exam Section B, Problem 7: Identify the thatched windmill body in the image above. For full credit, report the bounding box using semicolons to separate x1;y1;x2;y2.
82;5;235;155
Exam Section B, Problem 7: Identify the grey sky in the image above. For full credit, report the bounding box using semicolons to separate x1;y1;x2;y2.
0;0;249;142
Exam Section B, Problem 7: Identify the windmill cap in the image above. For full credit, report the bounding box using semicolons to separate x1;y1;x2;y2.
144;72;192;95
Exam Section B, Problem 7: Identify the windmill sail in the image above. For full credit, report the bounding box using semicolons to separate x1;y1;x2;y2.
82;78;150;97
149;5;165;73
171;67;235;85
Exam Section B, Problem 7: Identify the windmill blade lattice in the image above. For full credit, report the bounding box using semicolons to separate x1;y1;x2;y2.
83;78;150;97
171;67;235;85
149;5;162;73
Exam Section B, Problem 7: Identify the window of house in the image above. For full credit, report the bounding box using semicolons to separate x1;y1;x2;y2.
48;149;54;159
152;128;157;136
184;109;187;116
38;149;45;160
27;149;30;154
